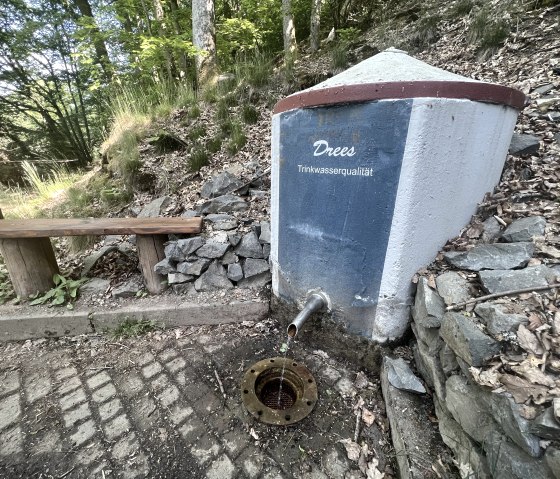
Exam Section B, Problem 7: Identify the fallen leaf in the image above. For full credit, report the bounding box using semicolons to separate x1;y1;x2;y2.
339;439;361;462
499;374;550;404
362;407;375;426
470;367;501;388
366;458;385;479
527;313;543;331
354;371;369;389
517;324;544;355
427;275;436;290
511;360;556;387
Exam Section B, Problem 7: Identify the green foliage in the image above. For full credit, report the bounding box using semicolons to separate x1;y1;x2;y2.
29;274;87;308
331;45;349;70
206;137;223;153
110;318;161;339
189;147;210;172
233;53;274;88
188;125;207;141
226;122;247;155
216;101;230;121
217;18;262;67
0;260;15;305
220;118;235;135
469;8;510;52
337;27;361;44
451;0;476;17
410;15;442;49
241;105;259;124
188;105;201;119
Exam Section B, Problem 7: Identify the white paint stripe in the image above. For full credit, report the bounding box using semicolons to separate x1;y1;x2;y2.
271;114;281;294
373;98;518;342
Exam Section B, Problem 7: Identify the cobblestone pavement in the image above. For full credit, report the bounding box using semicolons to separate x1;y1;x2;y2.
0;320;396;479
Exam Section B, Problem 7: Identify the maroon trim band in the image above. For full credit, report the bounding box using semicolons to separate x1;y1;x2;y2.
273;81;526;113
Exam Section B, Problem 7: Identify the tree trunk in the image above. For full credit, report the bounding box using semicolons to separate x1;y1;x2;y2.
72;0;114;80
153;0;175;80
282;0;297;62
169;0;188;77
309;0;323;52
192;0;217;86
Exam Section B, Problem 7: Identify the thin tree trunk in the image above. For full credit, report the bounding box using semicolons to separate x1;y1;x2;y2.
282;0;297;62
192;0;217;86
153;0;175;80
169;0;188;77
309;0;323;52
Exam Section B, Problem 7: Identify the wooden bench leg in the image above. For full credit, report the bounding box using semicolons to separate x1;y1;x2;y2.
0;238;60;299
136;234;168;294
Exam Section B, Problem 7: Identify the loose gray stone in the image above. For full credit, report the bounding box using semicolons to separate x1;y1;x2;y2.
82;245;117;277
483;432;552;479
194;262;233;292
412;278;445;328
243;258;269;278
153;258;176;275
168;273;193;284
439;343;459;376
198;195;248;214
117;242;134;256
221;251;237;265
138;196;172;218
205;214;237;230
502;216;546;242
434;398;492;479
444;243;534;271
173;283;195;295
164;242;185;262
200;171;244;199
413;341;445;399
479;265;555;294
112;279;142;298
228;233;241;246
263;244;271;258
235;231;264;258
81;278;110;295
555;398;560;422
181;209;199;218
196;241;230;259
490;393;541;457
385;357;426;394
411;323;442;354
534;83;554;95
259;222;271;244
509;133;540;157
435;272;471;306
440;312;501;367
445;375;495;444
177;258;210;276
177;237;204;256
237;271;271;289
474;302;528;336
482;216;502;242
530;407;560;441
227;263;243;282
545;447;560;479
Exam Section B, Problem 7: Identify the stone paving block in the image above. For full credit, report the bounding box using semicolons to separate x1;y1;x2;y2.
239;448;265;479
122;452;150;479
64;402;91;428
57;375;82;396
24;371;52;403
263;467;286;479
0;370;20;397
0;393;20;430
55;366;78;381
86;371;111;390
98;398;122;421
322;448;351;478
190;434;221;466
92;383;117;403
158;384;180;407
0;425;22;456
222;430;249;459
60;387;87;411
318;365;341;385
104;414;131;440
31;430;62;455
131;396;159;431
70;419;96;447
135;352;156;367
118;372;144;398
175;370;187;386
150;374;171;392
166;356;186;374
159;348;179;362
206;454;235;479
179;416;206;442
168;403;194;425
142;361;163;379
193;392;222;415
183;379;212;401
112;433;140;460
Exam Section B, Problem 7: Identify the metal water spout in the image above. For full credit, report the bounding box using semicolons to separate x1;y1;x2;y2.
287;292;328;338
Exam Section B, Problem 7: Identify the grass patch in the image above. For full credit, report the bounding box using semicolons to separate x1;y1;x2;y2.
233;52;274;88
226;121;247;155
220;118;234;136
468;7;510;53
187;105;201;119
189;147;210;172
216;101;230;121
450;0;476;17
331;45;349;70
110;318;161;339
187;125;207;142
206;136;223;153
410;14;441;49
241;105;259;124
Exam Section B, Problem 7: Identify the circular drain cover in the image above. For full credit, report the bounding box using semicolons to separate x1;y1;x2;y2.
241;357;318;425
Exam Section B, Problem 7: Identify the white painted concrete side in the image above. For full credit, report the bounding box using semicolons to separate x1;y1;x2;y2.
372;98;518;342
306;48;479;91
270;114;281;296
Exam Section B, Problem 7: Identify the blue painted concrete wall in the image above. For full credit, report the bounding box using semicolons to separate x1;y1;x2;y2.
277;100;412;336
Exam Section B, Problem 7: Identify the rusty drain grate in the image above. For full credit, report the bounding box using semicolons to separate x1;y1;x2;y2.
241;357;317;425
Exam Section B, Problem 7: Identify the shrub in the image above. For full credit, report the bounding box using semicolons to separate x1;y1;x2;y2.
226;122;247;154
188;125;206;142
189;147;210;172
241;104;259;124
206;137;223;153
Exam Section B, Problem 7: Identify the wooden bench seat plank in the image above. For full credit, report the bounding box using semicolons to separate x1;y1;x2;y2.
0;217;202;238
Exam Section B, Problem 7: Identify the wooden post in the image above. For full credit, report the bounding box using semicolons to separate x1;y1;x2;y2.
136;234;168;294
0;237;59;299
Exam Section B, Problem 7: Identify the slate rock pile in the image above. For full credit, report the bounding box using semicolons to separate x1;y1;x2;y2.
412;216;560;479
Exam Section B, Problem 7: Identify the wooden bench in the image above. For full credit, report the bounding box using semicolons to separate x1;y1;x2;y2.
0;217;202;298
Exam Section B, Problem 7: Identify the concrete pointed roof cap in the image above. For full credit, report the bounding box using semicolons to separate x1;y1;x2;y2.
274;48;526;113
